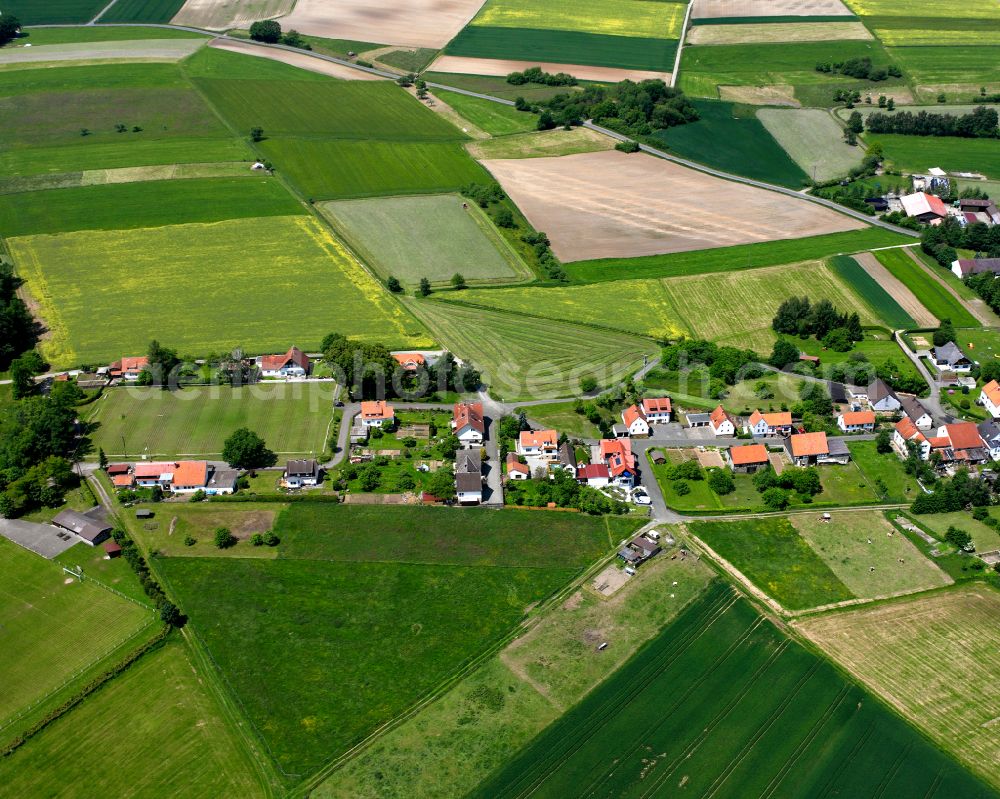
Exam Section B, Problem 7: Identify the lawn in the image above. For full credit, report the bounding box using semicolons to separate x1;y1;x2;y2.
888;46;1000;100
258;139;490;199
319;194;531;287
434;89;538;136
908;511;1000;553
424;72;584;102
474;583;996;799
515;399;610;439
100;0;188;22
873;248;979;327
564;227;913;283
0;0;106;23
652;99;808;188
799;585;1000;792
11;26;207;45
466;126;614;160
11;215;432;367
756;108;863;182
274;503;628;567
790;511;951;597
0;537;154;726
867;133;1000;180
0;639;267;798
88;383;336;460
401;299;659;400
0;176;301;237
792;331;923;382
691;518;855;609
828;253;917;329
466;0;687;39
0;61;188;97
849;440;921;502
127;502;285;558
157;555;579;777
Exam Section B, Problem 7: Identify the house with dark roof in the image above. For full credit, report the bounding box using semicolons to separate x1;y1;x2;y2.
899;394;933;430
258;346;310;378
933;341;974;374
686;412;711;428
866;379;901;413
284;459;320;488
951;257;1000;279
455;449;483;505
556;442;577;473
978;421;1000;460
51;509;112;547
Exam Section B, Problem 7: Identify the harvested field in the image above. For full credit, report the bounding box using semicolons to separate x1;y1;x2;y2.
0;39;204;64
718;84;800;105
278;0;485;48
171;0;294;30
688;21;871;45
0;162;250;194
852;251;936;327
480;150;862;262
757;108;863;181
797;585;1000;790
692;0;855;19
206;39;384;81
466;127;613;160
427;55;670;84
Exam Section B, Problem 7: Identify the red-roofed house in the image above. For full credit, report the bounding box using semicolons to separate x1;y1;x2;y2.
640;397;672;424
727;444;769;474
133;462;176;488
171;461;209;493
451;401;485;447
393;353;426;372
109;356;149;380
600;439;637;488
893;417;930;460
359;400;394;428
517;429;558;461
709;405;736;436
505;452;530;481
747;410;792;437
112;473;135;489
785;432;829;466
900;191;948;223
621;404;650;437
577;462;610;488
259;346;310;378
980;379;1000;418
837;410;876;433
937;422;988;464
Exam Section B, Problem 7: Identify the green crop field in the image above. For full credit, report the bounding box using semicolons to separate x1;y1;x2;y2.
11;215;431;366
0;176;301;236
434;89;538;136
101;0;188;22
652;100;808;188
0;639;267;797
320;194;532;286
467;0;686;39
0;537;154;726
829;254;918;329
12;26;207;45
866;132;1000;180
888;46;1000;98
564;227;912;283
0;0;106;23
691;518;854;609
402;299;658;400
0;62;187;97
157;553;578;777
88;383;337;459
258;139;490;199
181;43;333;81
873;248;978;327
757;108;863;181
474;582;997;799
799;585;1000;791
424;72;582;103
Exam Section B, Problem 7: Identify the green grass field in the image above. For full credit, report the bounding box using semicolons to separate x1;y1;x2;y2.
0;639;267;797
0;61;187;96
873;248;979;327
0;537;154;726
692;518;855;609
756;108;863;182
0;176;300;236
799;585;1000;792
88;383;336;459
828;253;917;329
158;554;578;777
652;100;808;188
908;511;1000;553
424;72;582;102
402;299;658;400
467;0;686;39
0;0;106;23
258;139;490;199
474;582;997;799
467;126;614;160
13;26;207;45
435;89;538;136
11;215;431;366
100;0;188;22
888;46;1000;100
320;194;531;286
564;227;913;283
867;132;1000;180
125;502;285;559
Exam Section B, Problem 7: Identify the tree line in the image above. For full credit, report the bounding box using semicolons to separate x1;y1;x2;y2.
815;56;901;82
865;106;998;139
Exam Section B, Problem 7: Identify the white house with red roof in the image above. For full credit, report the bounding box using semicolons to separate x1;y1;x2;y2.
747;410;792;437
709;405;736;437
620;404;650;437
937;422;988;464
600;438;637;488
451;401;485;447
359;400;394;428
837;410;876;433
577;462;610;488
109;356;149;380
893;417;931;460
258;346;310;378
640;397;672;424
980;379;1000;418
517;429;558;460
505;452;530;481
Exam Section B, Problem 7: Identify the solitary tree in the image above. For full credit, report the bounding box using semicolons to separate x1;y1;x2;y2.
250;126;264;142
418;277;432;297
98;448;109;470
450;273;467;290
0;15;20;46
214;526;237;549
386;276;402;293
249;19;282;43
222;427;276;471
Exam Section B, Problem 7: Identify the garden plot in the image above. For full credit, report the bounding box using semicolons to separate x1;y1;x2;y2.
171;0;294;30
0;39;204;65
692;0;855;18
427;55;671;84
480;150;863;262
757;108;863;181
206;39;385;81
688;21;870;45
277;0;485;48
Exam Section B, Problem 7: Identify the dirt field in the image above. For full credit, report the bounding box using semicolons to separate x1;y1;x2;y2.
172;0;293;30
695;449;725;469
688;21;871;45
796;586;1000;788
480;150;863;262
691;0;854;19
0;39;204;64
719;84;800;106
206;39;385;80
429;55;671;84
279;0;485;48
853;251;938;327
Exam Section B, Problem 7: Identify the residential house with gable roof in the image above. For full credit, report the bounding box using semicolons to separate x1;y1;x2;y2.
978;421;1000;461
393;353;426;372
933;341;974;374
747;410;792;437
640;397;672;424
784;432;851;466
979;379;1000;419
258;346;310;378
600;438;638;488
359;400;394;428
455;449;483;505
837;410;876;433
451;401;485;447
899;394;933;429
505;452;530;481
936;422;988;464
727;444;769;474
621;404;650;437
900;191;948;223
109;356;149;381
577;462;610;488
709;405;736;436
952;257;1000;279
865;378;901;412
893;417;931;460
517;429;559;461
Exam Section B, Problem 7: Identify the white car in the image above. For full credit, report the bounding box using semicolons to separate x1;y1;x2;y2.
632;489;652;506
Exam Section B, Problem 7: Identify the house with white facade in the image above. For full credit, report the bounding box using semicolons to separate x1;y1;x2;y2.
747;410;792;437
837;410;876;433
978;421;1000;461
621;404;650;437
109;356;149;381
455;449;483;505
899;394;933;430
258;346;310;378
933;341;974;374
359;400;394;428
451;401;485;447
866;379;900;413
640;397;672;424
979;379;1000;418
517;429;559;461
577;463;610;488
600;438;637;488
283;459;320;488
709;405;736;436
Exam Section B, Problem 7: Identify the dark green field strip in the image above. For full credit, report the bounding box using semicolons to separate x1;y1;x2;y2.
651;99;807;189
867;15;1000;32
0;177;302;236
692;518;854;610
829;254;917;329
874;248;979;328
472;584;999;799
564;228;912;283
445;26;678;72
194;79;466;141
275;504;633;568
258;139;491;200
691;15;859;25
0;0;107;24
0;62;187;96
158;556;578;777
101;0;188;23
